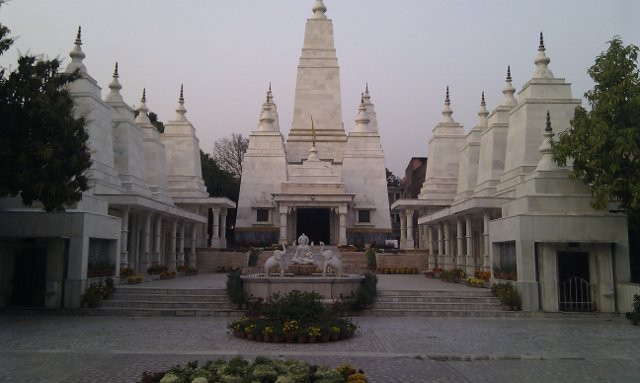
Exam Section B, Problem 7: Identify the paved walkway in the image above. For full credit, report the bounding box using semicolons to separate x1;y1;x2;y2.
2;274;638;382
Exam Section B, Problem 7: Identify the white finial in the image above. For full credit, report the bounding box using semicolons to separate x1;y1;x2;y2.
106;62;124;103
67;26;86;73
175;84;187;121
135;88;150;124
362;83;371;105
312;0;327;19
501;66;517;107
476;91;489;129
533;32;554;79
536;110;557;171
440;86;454;123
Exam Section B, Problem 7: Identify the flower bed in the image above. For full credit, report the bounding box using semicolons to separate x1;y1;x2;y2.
228;290;357;343
139;357;369;383
376;267;419;274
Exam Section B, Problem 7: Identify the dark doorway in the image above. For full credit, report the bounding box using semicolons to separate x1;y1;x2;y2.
12;244;47;307
296;208;330;244
557;251;592;311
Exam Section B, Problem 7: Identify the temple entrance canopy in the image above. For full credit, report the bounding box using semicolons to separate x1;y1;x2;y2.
297;208;330;244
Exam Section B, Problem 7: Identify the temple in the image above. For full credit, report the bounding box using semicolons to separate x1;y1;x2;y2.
235;0;392;246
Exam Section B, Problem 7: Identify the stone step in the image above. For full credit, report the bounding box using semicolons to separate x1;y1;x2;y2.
109;293;230;302
372;302;504;310
114;287;227;295
100;300;237;310
375;296;499;304
365;309;522;318
377;289;493;297
81;307;245;317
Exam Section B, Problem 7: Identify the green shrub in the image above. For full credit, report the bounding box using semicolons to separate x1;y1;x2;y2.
226;269;247;305
365;247;377;270
354;272;377;309
625;293;640;324
248;248;260;267
491;281;520;307
266;290;325;325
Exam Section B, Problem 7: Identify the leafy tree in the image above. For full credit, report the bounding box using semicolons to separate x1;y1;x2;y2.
213;133;248;180
133;110;165;133
553;37;640;211
0;10;92;212
200;150;238;202
386;168;401;187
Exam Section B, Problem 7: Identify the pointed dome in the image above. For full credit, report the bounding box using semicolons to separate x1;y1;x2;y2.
354;97;371;132
440;86;454;123
536;111;558;171
66;26;87;73
500;66;517;107
312;0;327;19
257;85;276;132
105;62;124;103
135;88;151;124
476;91;489;129
533;32;554;79
174;84;187;121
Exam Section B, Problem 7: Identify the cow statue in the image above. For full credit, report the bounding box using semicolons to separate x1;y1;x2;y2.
264;243;286;276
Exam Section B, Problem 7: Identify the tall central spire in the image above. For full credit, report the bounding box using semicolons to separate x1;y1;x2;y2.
287;0;346;161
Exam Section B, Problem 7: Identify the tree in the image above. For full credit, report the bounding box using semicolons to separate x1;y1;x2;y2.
554;37;640;212
200;150;239;202
386;168;401;187
0;11;92;212
213;133;248;180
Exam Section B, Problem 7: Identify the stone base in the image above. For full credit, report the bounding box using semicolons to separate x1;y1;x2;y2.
241;274;365;300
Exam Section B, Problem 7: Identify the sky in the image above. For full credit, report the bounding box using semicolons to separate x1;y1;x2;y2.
1;0;639;176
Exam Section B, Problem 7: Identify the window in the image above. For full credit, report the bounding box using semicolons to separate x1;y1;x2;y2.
358;209;371;223
256;209;269;223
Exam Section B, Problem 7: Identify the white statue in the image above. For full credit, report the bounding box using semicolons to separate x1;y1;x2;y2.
264;243;286;276
292;233;314;265
319;241;342;277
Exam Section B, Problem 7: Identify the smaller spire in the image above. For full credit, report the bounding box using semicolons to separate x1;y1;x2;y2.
179;84;185;103
354;97;371;132
533;32;554;78
67;26;86;73
135;88;150;124
440;86;454;123
476;91;489;129
257;97;274;131
481;91;486;107
536;110;557;171
174;84;187;121
366;82;369;94
106;62;123;103
311;116;317;147
266;82;273;103
501;66;517;107
312;0;327;19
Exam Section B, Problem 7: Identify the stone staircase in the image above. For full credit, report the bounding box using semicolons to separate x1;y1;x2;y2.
367;289;522;317
88;286;244;317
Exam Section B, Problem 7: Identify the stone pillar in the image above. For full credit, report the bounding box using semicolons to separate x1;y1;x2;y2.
120;207;130;269
177;221;185;267
153;216;162;266
189;223;197;268
64;235;89;308
456;219;464;269
427;226;435;269
405;209;415;250
338;205;347;246
465;216;474;275
437;224;444;268
399;213;407;249
279;205;288;244
169;220;177;272
443;222;452;269
220;209;227;248
483;212;490;271
141;212;151;273
212;208;221;248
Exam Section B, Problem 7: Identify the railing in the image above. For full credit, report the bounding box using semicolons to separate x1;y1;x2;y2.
559;276;593;311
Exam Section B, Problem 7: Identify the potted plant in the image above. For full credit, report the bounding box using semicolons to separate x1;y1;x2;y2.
330;326;341;341
282;320;299;343
244;324;257;340
262;326;274;342
127;274;144;284
307;326;321;343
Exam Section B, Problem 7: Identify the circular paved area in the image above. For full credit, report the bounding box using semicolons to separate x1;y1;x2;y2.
1;314;639;382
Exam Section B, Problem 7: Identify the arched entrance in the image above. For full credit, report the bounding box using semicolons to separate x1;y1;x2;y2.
296;208;330;244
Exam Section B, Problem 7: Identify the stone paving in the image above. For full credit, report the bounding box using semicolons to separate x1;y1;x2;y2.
1;314;639;383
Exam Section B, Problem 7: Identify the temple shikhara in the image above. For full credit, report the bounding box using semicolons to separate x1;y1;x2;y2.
234;0;391;246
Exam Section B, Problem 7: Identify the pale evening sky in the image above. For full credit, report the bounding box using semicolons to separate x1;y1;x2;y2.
1;0;638;176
